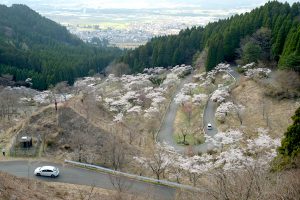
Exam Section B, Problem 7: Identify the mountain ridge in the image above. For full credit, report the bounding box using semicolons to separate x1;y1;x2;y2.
0;4;122;90
119;1;300;73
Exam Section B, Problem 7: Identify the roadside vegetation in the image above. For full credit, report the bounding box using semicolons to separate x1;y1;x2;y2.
0;1;299;199
1;61;298;190
0;171;146;200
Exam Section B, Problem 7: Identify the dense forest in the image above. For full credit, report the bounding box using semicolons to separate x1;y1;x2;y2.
0;4;122;90
1;2;299;90
119;1;300;72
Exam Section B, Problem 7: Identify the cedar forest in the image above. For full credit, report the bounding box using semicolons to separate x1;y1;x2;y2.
0;4;122;90
120;1;300;73
0;1;300;90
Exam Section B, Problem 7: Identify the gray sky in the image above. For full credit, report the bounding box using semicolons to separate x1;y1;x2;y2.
2;0;299;9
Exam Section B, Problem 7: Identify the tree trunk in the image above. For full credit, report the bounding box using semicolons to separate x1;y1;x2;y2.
183;135;187;143
156;173;160;180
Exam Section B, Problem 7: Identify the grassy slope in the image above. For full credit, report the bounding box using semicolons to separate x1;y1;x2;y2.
0;171;116;200
226;77;299;139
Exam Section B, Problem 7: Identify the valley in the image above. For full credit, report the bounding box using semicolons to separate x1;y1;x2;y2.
0;1;300;200
1;62;299;199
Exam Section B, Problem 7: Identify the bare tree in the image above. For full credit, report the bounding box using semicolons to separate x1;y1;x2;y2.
106;63;131;77
236;108;244;125
0;89;19;120
54;81;71;101
261;97;270;127
111;140;126;170
232;99;244;125
170;166;184;183
72;126;96;163
178;102;198;145
182;103;193;126
100;135;130;171
125;114;142;145
197;165;300;200
184;169;203;187
76;183;96;200
40;123;53;153
143;145;174;180
180;126;190;144
145;118;159;142
109;172;133;200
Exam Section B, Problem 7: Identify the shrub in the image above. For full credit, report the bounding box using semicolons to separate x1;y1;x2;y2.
273;107;300;170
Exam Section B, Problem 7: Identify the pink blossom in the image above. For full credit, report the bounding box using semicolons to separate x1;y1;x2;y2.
211;87;229;103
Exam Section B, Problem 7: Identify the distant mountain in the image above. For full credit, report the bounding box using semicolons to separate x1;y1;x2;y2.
0;4;122;90
119;1;300;72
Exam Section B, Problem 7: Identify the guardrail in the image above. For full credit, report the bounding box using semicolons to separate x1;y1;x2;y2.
65;160;203;192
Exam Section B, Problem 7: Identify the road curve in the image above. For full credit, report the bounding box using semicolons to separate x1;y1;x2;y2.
0;160;175;200
157;74;193;152
197;67;240;152
157;67;240;154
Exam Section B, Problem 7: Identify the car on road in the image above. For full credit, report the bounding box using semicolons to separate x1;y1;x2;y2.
207;123;213;130
34;166;59;178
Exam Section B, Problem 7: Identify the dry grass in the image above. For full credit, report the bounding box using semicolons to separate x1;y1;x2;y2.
175;167;300;200
0;171;145;200
226;78;299;138
174;105;205;145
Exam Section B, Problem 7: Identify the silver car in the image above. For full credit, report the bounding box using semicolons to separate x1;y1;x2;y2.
34;166;59;178
207;123;213;130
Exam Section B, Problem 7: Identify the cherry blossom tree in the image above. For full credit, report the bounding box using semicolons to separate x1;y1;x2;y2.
192;93;208;105
175;92;191;105
211;87;230;103
245;68;272;78
134;143;175;180
178;154;214;186
215;101;237;123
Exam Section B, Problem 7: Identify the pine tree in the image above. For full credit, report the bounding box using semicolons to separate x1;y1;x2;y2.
278;107;300;157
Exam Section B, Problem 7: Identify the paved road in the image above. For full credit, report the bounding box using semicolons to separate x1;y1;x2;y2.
157;67;240;154
197;67;240;152
0;160;175;200
157;75;193;152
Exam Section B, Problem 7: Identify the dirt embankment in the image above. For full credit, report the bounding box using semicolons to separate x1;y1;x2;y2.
0;171;125;200
228;78;299;138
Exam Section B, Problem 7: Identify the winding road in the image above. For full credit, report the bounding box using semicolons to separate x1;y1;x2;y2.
157;67;240;154
157;74;193;152
0;68;240;199
0;160;175;200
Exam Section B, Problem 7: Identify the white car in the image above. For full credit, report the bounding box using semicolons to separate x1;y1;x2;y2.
34;166;59;178
207;123;213;130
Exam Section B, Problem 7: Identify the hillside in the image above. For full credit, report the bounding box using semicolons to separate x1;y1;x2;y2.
119;1;300;72
0;2;299;199
0;4;122;90
0;62;299;199
0;171;137;200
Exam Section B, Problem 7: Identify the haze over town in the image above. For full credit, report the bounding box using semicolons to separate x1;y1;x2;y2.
3;0;299;48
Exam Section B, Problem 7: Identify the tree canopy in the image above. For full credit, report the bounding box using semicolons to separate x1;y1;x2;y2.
119;1;300;72
0;4;122;90
278;107;300;158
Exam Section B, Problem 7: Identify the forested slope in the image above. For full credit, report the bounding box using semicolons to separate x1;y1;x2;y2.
119;1;300;72
0;4;122;90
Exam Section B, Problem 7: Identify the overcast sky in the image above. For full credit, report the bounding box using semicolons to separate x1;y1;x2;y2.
2;0;300;9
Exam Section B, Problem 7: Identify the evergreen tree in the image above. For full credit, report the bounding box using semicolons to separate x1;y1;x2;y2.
242;42;262;63
0;4;122;90
119;1;300;73
278;107;300;158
